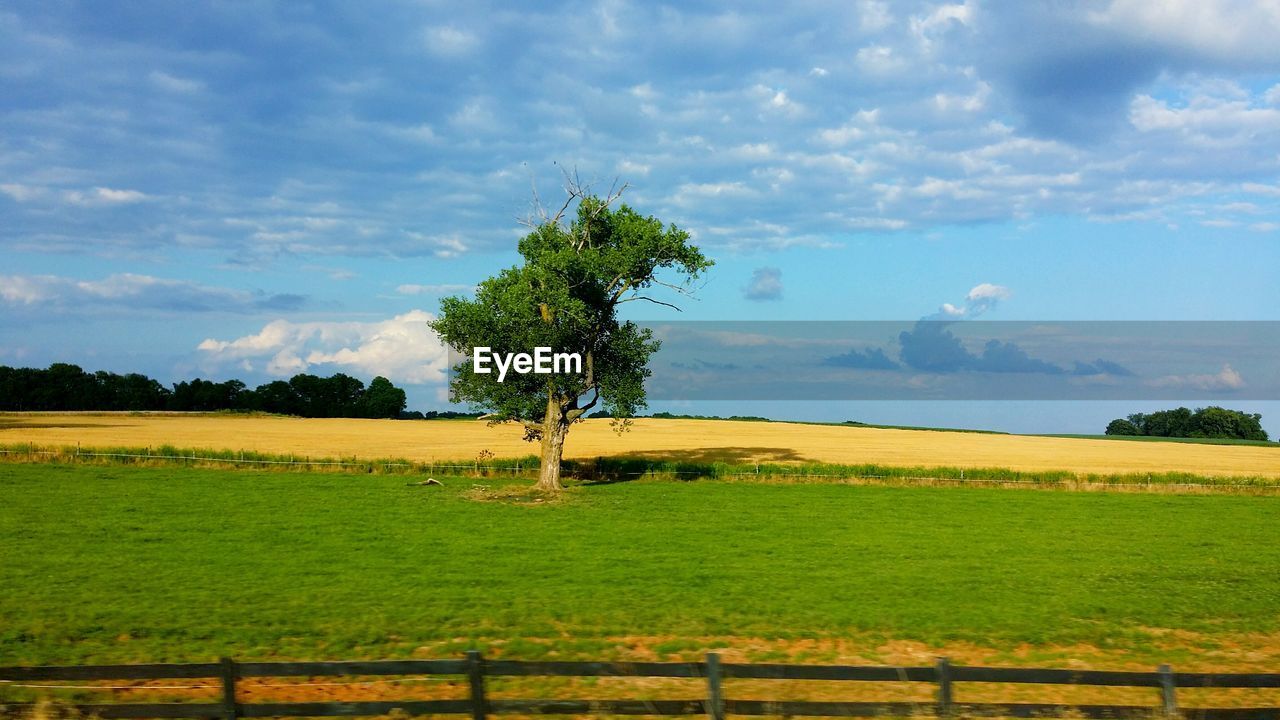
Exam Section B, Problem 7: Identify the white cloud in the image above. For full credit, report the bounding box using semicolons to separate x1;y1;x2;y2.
914;177;988;200
1089;0;1280;64
910;2;973;49
1242;182;1280;196
617;159;651;176
197;310;450;384
855;45;905;74
1130;94;1280;137
396;283;474;295
64;186;150;206
929;282;1011;319
857;0;893;32
743;267;783;301
0;275;48;304
1148;363;1246;391
816;111;880;146
448;97;501;133
148;70;202;94
0;183;44;202
671;181;756;206
6;3;1280;266
749;84;805;117
402;231;470;258
0;273;303;313
967;283;1011;302
423;25;479;57
629;82;657;100
934;81;990;112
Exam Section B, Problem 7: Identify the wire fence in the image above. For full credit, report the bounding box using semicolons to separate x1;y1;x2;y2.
1;445;1277;492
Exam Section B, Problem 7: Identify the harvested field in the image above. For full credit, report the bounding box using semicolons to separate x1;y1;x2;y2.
1;412;1277;478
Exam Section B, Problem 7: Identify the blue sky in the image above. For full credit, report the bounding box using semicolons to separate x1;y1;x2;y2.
2;1;1279;434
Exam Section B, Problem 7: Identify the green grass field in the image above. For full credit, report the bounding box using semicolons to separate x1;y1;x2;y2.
3;462;1279;667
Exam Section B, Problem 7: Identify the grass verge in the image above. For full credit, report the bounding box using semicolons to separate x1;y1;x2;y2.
2;443;1277;491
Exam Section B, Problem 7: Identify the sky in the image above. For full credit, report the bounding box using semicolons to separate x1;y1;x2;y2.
2;1;1279;435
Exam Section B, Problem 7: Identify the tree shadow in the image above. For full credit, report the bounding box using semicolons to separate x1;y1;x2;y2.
569;446;808;485
0;420;130;430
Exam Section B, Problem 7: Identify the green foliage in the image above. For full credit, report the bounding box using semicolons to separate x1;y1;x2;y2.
1108;406;1269;441
0;364;410;419
1105;418;1141;436
431;194;711;433
3;463;1280;665
358;377;408;419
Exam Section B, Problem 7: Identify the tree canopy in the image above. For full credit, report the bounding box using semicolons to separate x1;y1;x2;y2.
431;188;712;491
1105;406;1268;441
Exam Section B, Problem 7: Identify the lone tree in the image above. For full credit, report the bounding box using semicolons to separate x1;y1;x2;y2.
431;184;712;492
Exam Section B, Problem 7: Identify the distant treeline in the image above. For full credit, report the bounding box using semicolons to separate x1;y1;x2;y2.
400;410;485;420
0;363;407;419
1106;406;1269;441
589;410;772;422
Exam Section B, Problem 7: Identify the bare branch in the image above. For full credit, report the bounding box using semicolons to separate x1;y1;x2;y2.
617;295;683;311
649;278;698;297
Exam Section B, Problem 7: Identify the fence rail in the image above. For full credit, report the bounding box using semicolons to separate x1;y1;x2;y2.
4;653;1280;719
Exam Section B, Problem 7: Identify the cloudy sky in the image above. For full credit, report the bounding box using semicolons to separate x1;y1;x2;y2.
2;1;1279;433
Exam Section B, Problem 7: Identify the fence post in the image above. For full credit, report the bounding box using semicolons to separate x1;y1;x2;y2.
1159;664;1178;717
219;657;238;720
936;657;954;718
705;652;725;720
467;650;488;720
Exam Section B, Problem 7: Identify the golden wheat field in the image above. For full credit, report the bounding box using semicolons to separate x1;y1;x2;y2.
2;412;1277;477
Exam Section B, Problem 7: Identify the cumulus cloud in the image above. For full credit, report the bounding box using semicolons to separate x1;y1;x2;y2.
743;267;783;301
0;273;305;313
928;283;1010;319
197;310;449;384
957;2;1280;141
4;2;1280;263
897;322;1064;375
1088;1;1280;65
821;346;900;370
1148;363;1246;391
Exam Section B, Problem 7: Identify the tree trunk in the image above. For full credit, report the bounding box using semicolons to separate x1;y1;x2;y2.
536;397;568;492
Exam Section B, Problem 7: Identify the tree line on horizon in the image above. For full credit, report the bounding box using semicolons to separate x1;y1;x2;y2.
0;363;407;419
1105;406;1269;441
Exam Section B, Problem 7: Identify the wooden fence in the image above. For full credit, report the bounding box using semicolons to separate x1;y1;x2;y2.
4;653;1280;719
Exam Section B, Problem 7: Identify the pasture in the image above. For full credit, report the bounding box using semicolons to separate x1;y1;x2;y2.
1;413;1278;478
3;462;1280;672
